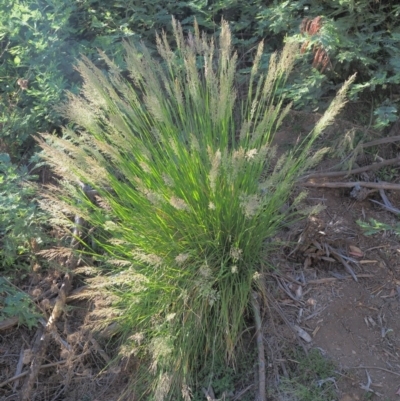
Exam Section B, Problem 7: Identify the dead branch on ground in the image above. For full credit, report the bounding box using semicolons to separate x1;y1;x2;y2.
251;291;266;401
19;182;100;400
300;156;400;180
0;361;66;389
370;188;400;215
0;316;19;331
302;181;400;190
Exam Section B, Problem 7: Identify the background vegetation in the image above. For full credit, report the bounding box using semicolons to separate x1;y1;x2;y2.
1;0;399;160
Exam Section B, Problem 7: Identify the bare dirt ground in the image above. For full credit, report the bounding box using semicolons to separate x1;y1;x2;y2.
265;186;400;401
264;112;400;401
1;111;400;401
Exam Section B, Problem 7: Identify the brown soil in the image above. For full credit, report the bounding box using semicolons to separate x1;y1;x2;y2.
2;111;400;401
264;112;400;401
271;187;400;401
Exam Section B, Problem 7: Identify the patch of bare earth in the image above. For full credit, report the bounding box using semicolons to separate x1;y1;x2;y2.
264;113;400;401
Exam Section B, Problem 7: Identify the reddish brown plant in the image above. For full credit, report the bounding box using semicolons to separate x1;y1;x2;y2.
300;16;331;72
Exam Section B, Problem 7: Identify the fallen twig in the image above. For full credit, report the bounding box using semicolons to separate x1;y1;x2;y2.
359;369;372;392
0;316;19;331
251;292;266;401
0;360;66;388
307;274;374;284
20;271;73;400
300;156;400;180
274;276;302;302
369;188;400;215
302;181;400;190
361;134;400;149
90;337;111;363
202;386;216;401
326;245;358;282
349;365;400;377
19;183;97;400
232;384;255;401
359;370;383;397
13;348;25;391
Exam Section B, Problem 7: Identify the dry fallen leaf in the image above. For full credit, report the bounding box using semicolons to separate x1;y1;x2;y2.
349;245;363;257
23;349;33;365
293;324;312;342
306;297;317;307
321;256;336;262
312;326;321;337
17;78;28;90
360;260;378;264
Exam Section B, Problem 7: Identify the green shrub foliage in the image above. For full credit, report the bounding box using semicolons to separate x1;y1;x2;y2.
1;0;398;160
0;153;48;270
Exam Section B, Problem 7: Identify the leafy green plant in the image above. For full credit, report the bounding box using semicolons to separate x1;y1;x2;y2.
0;153;48;271
357;218;400;236
38;19;354;400
373;101;398;130
258;0;400;122
191;345;256;401
278;348;338;401
2;0;398;161
0;0;132;158
0;277;42;329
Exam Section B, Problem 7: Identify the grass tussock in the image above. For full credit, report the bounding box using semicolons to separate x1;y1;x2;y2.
38;18;355;400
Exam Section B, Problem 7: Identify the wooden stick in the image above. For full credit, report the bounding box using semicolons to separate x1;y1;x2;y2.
302;181;400;190
300;156;400;180
307;274;374;284
232;384;255;401
370;188;400;215
0;316;19;331
361;135;400;149
348;365;400;377
251;292;266;401
90;337;110;363
20;327;49;400
329;248;358;282
202;386;216;401
1;360;66;388
13;348;25;391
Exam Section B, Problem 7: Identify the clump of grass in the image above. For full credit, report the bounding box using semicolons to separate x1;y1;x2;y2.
38;18;354;400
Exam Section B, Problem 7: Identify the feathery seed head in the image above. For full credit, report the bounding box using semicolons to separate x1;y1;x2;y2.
129;332;145;345
145;190;164;206
139;161;151;173
175;253;190;265
132;250;163;268
162;173;174;187
166;313;176;322
153;369;172;399
182;384;192;401
245;148;258;161
209;149;221;193
170;196;189;211
240;194;261;218
230;247;243;261
199;264;212;278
